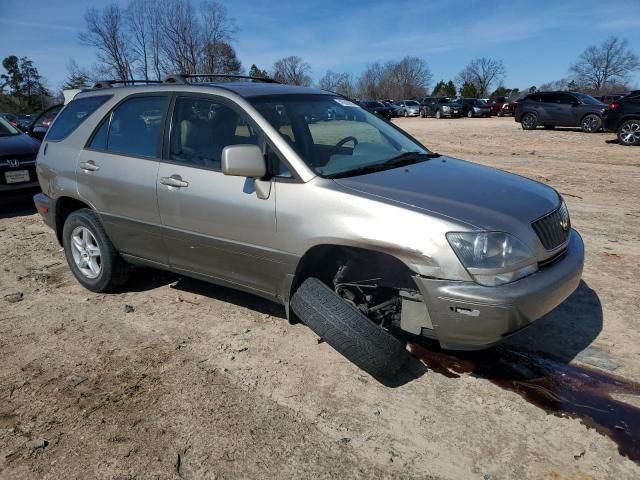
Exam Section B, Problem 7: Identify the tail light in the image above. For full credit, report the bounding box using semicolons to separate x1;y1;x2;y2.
608;102;619;110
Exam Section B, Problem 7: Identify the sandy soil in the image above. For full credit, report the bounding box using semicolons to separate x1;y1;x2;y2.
1;117;639;479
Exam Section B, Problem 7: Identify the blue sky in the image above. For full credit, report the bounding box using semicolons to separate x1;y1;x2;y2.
1;0;639;91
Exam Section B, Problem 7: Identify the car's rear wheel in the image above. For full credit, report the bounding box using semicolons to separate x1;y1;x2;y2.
521;113;537;130
290;277;409;379
62;209;132;292
618;119;640;146
581;114;602;133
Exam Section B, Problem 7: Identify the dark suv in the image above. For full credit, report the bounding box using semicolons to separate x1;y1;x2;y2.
515;91;607;132
604;90;640;146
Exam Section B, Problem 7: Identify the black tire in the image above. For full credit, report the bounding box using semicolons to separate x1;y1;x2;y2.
62;209;132;293
521;112;538;130
581;114;602;133
435;109;442;119
290;277;409;378
617;119;640;146
543;125;555;130
497;111;504;117
467;110;473;118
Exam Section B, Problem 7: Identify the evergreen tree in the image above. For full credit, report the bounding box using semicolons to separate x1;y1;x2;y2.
460;81;479;98
444;80;456;97
431;79;446;96
249;64;269;78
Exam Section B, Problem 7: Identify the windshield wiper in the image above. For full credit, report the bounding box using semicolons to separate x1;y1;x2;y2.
327;151;440;179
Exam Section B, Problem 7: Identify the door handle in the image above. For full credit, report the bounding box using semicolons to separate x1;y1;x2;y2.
79;160;100;172
160;175;189;188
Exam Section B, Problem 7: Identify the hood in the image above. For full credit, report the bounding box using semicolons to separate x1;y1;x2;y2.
333;156;560;232
0;133;40;157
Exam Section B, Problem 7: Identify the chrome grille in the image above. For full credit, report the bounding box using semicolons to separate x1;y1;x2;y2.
532;202;571;250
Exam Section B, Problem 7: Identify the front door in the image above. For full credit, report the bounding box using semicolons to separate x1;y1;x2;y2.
156;95;279;296
77;94;170;264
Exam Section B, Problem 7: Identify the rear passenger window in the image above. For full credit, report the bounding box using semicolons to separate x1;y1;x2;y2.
46;96;110;141
107;96;168;158
168;97;258;170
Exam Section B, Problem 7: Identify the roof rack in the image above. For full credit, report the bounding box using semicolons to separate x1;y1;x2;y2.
163;74;280;84
92;79;163;89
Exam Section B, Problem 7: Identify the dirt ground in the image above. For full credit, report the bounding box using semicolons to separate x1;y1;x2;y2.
1;117;639;480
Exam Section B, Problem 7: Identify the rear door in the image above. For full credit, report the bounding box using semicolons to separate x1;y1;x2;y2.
77;94;170;265
156;95;280;295
555;93;579;125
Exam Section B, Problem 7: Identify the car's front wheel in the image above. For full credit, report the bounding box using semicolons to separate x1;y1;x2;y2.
435;110;442;119
618;119;640;146
290;277;409;379
62;209;132;292
521;112;538;130
581;114;602;133
467;110;473;118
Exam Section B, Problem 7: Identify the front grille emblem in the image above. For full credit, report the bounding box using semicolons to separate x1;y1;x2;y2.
7;159;20;168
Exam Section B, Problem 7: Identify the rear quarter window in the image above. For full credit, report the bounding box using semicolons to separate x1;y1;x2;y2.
46;96;111;141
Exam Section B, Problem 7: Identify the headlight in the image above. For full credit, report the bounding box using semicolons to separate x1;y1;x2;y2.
446;231;538;286
442;106;450;111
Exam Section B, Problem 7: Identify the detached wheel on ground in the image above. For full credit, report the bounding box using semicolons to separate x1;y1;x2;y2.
521;113;538;130
581;114;602;133
617;119;640;146
290;277;409;379
62;208;132;293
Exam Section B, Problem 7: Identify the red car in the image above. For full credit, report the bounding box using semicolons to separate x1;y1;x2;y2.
489;96;518;116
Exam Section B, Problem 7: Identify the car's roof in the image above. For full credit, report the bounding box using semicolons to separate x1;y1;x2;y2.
77;81;332;99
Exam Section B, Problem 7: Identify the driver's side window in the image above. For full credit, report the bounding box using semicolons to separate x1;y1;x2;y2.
169;96;259;171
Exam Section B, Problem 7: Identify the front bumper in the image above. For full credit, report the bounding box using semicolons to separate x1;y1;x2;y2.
413;229;584;350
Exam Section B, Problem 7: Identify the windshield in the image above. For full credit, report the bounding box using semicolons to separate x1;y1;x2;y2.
575;93;604;105
0;116;20;136
405;100;419;106
250;94;430;178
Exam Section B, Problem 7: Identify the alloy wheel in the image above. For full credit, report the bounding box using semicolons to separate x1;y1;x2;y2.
70;226;102;279
521;113;536;129
619;120;640;145
582;115;600;133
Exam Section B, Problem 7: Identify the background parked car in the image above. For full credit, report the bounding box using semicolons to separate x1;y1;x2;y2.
359;100;393;120
598;94;625;104
395;100;420;117
25;104;63;142
489;96;509;116
421;97;462;118
515;91;607;132
16;114;34;130
382;102;403;117
0;115;40;192
604;90;640;146
1;113;21;130
461;98;491;118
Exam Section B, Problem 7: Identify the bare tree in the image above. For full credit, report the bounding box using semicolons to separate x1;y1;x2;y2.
160;0;201;74
272;56;311;86
569;37;639;94
126;0;151;80
79;5;134;81
147;0;164;79
357;62;385;99
385;56;432;99
457;57;506;97
201;41;242;75
317;70;356;97
356;57;431;100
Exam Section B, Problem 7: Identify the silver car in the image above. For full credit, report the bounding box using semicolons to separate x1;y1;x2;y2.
396;100;421;117
34;76;584;378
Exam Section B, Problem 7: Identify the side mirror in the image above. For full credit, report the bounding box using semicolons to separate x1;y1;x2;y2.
221;145;266;178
